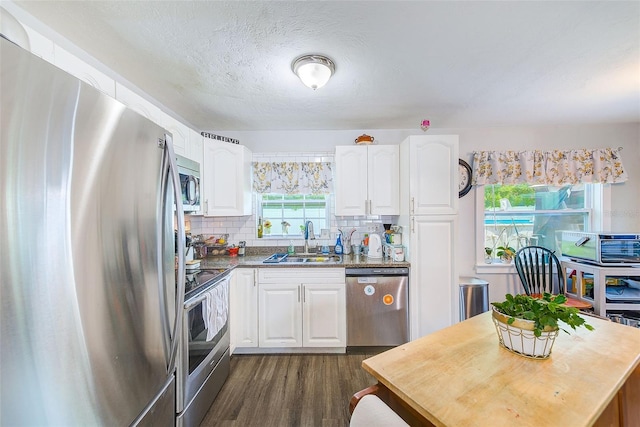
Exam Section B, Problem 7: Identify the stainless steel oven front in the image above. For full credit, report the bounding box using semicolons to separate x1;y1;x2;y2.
176;274;230;427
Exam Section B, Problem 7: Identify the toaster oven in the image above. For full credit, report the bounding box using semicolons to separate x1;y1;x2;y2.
561;231;640;266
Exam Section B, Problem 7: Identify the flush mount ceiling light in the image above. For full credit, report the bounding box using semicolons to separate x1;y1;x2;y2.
291;54;335;90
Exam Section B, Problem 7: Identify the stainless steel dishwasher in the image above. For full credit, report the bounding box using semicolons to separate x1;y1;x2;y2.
346;267;409;348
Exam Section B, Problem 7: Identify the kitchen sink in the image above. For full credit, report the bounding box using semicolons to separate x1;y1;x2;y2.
263;253;342;264
282;255;341;263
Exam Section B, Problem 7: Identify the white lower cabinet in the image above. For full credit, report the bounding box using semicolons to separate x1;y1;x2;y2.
230;268;258;352
257;268;346;350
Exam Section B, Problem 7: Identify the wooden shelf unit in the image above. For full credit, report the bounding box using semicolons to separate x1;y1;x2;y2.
561;258;640;317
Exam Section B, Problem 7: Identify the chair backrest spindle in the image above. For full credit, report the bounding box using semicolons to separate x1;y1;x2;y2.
515;246;565;296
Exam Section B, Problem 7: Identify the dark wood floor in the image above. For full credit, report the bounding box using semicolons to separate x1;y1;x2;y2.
200;352;380;427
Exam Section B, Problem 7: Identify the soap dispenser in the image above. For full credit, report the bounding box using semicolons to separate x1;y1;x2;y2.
335;233;343;255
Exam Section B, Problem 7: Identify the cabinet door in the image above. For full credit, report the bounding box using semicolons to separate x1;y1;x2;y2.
188;129;203;165
230;269;258;350
115;83;163;124
23;24;55;63
258;283;302;347
407;136;459;215
156;110;187;156
302;283;346;347
335;145;368;215
202;140;252;216
54;46;115;98
409;215;457;340
368;145;400;215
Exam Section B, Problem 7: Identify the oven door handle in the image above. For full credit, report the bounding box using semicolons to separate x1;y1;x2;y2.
184;276;229;310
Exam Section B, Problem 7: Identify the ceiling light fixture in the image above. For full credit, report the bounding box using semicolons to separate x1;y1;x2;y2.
292;54;335;90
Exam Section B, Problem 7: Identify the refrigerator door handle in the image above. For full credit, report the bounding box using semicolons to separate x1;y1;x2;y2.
163;134;185;373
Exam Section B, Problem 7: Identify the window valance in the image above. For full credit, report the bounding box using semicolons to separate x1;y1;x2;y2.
252;161;333;194
472;148;627;186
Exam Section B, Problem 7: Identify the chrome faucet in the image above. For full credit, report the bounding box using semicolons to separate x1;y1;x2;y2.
303;220;315;254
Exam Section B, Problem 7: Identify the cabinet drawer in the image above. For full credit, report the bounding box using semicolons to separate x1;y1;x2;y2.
259;268;345;283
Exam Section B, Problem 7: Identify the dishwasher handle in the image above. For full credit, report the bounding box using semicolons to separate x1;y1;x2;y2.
345;267;409;276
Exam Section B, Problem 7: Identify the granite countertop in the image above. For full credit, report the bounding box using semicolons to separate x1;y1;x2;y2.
198;253;410;270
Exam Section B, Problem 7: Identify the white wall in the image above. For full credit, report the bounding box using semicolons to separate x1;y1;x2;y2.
221;124;640;301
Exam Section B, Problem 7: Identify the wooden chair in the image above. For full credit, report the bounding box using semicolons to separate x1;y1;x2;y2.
514;246;592;310
349;383;433;426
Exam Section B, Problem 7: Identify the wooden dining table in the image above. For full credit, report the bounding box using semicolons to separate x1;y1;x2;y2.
361;311;640;427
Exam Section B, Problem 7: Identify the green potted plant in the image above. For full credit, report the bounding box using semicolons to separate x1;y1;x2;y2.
491;293;594;359
496;245;516;263
484;247;493;264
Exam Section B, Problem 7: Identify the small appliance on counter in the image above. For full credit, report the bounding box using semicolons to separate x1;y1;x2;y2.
367;234;383;259
561;231;640;266
383;243;405;262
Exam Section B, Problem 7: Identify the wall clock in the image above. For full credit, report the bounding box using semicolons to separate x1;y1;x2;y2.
459;159;472;198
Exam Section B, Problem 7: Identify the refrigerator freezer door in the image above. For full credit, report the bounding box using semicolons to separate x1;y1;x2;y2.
1;38;178;426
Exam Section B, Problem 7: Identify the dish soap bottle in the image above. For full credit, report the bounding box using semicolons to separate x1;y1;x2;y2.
287;240;295;255
335;234;343;255
257;217;263;238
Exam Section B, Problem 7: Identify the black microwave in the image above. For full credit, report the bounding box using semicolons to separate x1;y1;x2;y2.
176;154;200;213
561;231;640;266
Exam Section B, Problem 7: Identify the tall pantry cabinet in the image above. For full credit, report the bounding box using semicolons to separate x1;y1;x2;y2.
398;135;459;340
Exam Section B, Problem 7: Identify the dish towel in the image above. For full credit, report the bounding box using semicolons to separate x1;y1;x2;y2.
202;277;230;341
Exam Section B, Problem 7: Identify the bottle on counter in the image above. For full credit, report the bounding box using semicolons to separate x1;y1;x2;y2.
335;234;343;255
287;240;295;255
257;217;263;238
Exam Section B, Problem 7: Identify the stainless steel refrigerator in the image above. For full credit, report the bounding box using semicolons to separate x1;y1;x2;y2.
0;35;186;426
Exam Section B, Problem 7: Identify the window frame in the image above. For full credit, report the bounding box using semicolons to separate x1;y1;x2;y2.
474;184;611;273
257;193;331;239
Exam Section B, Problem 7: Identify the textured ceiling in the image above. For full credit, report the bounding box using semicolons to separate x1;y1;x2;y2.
11;1;640;131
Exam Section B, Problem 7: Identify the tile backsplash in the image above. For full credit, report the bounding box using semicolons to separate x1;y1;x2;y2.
187;151;397;249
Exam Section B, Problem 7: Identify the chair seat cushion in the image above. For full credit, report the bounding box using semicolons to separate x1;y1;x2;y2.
350;394;408;427
528;293;592;309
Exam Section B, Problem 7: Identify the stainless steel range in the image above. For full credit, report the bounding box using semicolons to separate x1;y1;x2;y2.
177;268;231;427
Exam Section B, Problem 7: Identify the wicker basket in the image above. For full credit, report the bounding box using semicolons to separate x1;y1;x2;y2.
492;307;559;359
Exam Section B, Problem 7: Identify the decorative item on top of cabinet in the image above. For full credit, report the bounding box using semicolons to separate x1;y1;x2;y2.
202;138;252;216
354;134;374;144
335;145;399;216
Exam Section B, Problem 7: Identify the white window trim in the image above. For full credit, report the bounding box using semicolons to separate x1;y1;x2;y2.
474;184;611;274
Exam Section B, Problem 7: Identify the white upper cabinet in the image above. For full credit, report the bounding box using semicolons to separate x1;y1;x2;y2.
22;24;54;63
115;82;163;123
187;129;203;165
53;46;115;98
156;110;188;156
335;145;399;216
202;140;252;216
400;135;459;215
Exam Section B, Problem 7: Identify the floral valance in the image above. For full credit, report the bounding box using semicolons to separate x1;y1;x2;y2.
472;148;628;186
253;161;333;194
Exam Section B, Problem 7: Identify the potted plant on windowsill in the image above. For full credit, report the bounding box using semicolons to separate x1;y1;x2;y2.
496;245;516;263
491;293;594;359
